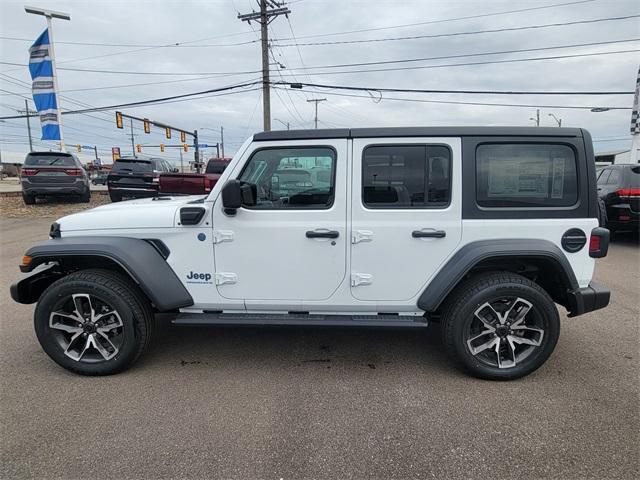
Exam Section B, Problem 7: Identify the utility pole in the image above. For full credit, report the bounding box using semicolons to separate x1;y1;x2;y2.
216;143;220;158
220;126;225;158
529;109;540;127
17;99;36;152
307;98;327;129
129;119;136;156
238;0;290;132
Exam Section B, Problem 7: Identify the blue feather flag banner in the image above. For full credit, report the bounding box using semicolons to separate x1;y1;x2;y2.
29;29;61;141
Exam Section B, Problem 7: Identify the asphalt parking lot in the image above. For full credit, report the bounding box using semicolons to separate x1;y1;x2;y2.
1;216;638;480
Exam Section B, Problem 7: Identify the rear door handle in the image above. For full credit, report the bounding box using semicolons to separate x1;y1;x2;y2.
412;229;446;238
306;230;339;239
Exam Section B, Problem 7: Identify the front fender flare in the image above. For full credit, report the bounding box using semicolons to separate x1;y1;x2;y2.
17;236;193;311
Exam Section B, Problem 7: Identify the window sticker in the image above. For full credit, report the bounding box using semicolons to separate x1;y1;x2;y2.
487;159;549;198
551;157;566;199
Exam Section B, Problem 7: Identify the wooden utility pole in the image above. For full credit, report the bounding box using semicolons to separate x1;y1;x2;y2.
238;0;290;132
307;98;327;129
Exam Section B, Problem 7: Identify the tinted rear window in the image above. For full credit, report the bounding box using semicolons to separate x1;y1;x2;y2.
25;155;76;167
476;144;578;208
205;161;228;174
112;160;153;173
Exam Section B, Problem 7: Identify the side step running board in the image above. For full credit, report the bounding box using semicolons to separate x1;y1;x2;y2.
172;312;428;328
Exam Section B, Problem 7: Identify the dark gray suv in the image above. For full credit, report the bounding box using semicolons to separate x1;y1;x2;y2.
20;152;91;204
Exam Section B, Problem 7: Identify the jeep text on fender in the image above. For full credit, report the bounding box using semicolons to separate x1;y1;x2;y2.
10;127;610;379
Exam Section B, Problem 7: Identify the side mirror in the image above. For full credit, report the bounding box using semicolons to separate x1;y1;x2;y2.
221;180;257;215
172;168;179;173
221;180;242;215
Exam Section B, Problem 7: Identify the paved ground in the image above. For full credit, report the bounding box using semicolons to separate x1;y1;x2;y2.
1;217;638;480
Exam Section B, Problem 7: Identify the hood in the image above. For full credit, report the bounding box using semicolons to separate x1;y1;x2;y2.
58;195;207;232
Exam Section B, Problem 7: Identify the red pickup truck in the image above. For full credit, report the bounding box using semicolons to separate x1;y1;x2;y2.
159;158;230;195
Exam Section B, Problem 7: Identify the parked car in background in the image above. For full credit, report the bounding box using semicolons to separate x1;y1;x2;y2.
91;173;108;185
159;157;230;195
107;157;175;202
597;164;640;233
20;151;90;205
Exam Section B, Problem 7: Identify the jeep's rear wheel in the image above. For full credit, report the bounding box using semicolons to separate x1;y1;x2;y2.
34;270;153;375
441;272;560;380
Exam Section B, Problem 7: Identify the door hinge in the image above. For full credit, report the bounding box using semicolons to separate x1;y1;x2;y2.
213;230;234;244
352;230;374;244
214;272;238;286
351;272;373;287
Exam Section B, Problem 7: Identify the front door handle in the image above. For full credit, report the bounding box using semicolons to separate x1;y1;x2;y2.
306;230;339;239
412;229;446;238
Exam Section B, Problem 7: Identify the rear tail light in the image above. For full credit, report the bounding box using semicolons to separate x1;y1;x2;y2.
21;168;38;176
65;168;83;176
616;188;640;198
204;178;212;192
589;227;609;258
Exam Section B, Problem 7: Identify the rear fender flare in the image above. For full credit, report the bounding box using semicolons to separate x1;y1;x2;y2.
417;239;578;312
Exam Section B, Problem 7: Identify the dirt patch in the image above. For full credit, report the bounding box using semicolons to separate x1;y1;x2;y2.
0;194;111;219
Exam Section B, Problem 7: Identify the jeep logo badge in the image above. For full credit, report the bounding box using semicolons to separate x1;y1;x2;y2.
186;271;212;284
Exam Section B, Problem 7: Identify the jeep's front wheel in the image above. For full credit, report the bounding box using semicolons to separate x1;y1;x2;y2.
34;270;153;375
441;272;560;380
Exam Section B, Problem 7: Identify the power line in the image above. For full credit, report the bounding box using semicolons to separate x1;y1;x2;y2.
277;81;634;96
284;38;640;72
273;49;640;77
0;0;596;48
272;14;640;47
275;0;598;40
274;86;630;110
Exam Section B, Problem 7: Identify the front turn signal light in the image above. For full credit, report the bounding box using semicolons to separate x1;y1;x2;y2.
21;255;32;267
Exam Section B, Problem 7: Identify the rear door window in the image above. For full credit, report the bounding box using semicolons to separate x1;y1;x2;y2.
206;161;228;174
362;144;451;208
476;144;578;208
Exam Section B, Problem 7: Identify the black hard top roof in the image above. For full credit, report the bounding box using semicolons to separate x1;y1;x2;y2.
254;126;584;141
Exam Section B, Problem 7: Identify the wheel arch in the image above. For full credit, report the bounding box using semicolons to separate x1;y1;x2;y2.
418;239;579;313
11;236;193;311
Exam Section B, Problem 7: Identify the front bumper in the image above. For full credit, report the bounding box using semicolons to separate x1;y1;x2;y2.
567;281;610;317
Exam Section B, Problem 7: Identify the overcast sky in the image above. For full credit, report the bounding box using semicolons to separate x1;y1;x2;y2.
1;0;639;164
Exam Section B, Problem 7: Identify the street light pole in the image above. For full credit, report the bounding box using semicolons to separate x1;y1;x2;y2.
548;113;562;127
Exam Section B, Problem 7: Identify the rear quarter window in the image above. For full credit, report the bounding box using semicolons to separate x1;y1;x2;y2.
476;144;578;208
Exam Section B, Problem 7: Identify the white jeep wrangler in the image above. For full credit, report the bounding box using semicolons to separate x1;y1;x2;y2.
11;127;610;380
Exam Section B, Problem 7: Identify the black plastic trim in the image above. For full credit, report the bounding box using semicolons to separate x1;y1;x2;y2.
10;263;64;304
49;222;61;239
179;206;206;225
253;127;583;141
417;239;578;312
19;237;193;311
567;281;610;317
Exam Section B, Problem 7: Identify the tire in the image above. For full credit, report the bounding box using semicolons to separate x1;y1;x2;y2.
109;193;122;202
79;189;91;203
34;269;154;375
22;193;36;205
441;272;560;380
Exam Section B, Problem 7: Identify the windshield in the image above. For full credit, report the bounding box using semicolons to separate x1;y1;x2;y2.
24;154;76;167
112;160;153;173
206;161;228;174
